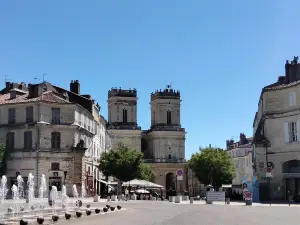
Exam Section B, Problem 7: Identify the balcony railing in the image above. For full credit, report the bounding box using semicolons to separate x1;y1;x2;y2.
144;158;186;163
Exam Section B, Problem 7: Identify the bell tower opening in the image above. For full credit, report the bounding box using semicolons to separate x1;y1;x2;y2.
167;110;172;124
123;108;128;123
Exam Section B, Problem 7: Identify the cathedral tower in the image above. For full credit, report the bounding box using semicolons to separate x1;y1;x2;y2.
146;85;186;162
107;88;142;151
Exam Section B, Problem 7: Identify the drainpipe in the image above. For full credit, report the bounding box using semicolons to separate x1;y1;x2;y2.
36;103;42;197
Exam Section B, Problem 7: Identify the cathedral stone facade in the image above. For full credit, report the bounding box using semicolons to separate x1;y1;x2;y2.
106;86;187;195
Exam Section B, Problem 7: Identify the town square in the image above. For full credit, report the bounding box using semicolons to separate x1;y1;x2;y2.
1;0;300;224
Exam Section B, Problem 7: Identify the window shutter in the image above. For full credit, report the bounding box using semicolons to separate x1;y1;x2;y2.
297;120;300;141
293;92;297;106
289;93;293;106
284;122;290;143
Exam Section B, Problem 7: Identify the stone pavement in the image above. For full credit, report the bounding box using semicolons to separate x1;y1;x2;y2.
53;201;300;225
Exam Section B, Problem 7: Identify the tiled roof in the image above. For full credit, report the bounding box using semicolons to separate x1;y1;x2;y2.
0;91;70;105
264;80;300;91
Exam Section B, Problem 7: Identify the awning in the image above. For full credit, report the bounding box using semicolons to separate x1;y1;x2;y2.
122;179;164;188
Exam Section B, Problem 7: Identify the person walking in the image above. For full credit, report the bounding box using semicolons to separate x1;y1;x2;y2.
125;188;129;201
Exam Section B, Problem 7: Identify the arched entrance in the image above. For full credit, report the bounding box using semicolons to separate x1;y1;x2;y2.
165;172;176;198
283;160;300;200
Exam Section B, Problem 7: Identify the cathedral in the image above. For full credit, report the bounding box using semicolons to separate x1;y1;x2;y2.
106;86;187;195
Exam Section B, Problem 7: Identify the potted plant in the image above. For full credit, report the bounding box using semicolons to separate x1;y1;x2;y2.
20;219;28;225
95;208;101;214
106;204;110;208
76;211;82;218
65;212;71;220
52;215;59;222
86;204;90;208
117;205;122;210
19;206;25;212
37;217;44;224
110;206;115;211
86;210;92;216
103;207;108;212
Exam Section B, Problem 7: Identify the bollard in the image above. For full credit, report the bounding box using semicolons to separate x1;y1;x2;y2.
226;198;230;205
245;199;252;206
190;197;194;204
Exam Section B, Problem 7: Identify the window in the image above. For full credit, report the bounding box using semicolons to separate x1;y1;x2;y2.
167;111;172;124
289;92;297;107
51;132;61;149
51;162;60;171
123;109;128;123
168;154;171;160
26;106;33;123
24;131;32;150
6;132;14;150
285;121;298;143
290;122;297;142
8;108;16;124
51;108;60;124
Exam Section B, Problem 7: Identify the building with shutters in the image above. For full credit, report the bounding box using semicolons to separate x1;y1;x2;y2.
106;85;188;196
253;56;300;201
0;80;108;196
226;134;253;193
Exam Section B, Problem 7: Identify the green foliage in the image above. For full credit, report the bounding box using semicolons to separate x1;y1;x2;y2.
0;145;7;176
98;143;144;182
137;163;155;182
188;147;235;188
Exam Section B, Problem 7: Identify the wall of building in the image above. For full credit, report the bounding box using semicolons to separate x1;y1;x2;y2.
108;97;137;124
146;131;185;162
151;98;181;126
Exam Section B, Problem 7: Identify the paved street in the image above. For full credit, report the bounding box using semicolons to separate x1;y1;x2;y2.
55;201;300;225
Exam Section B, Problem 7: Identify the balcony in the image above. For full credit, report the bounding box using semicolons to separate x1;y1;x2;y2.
144;158;186;163
149;124;185;132
107;122;141;130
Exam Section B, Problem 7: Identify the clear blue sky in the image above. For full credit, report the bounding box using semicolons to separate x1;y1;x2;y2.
1;0;300;159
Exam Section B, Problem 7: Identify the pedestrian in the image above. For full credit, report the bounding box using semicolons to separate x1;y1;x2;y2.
125;188;129;201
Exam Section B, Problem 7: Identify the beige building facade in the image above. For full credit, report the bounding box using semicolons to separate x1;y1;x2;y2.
0;81;107;196
107;86;187;196
253;56;300;201
226;134;253;192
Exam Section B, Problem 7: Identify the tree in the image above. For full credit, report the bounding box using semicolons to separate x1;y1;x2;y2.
137;163;155;182
0;145;7;176
188;147;235;189
98;143;144;182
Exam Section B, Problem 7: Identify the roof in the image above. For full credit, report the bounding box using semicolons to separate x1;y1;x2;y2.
264;79;300;91
0;91;70;105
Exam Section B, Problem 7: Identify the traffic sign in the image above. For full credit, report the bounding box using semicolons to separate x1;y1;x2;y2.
267;167;272;173
243;191;252;200
176;169;183;176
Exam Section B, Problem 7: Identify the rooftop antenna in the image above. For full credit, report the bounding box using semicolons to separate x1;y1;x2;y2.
4;75;7;83
43;73;46;82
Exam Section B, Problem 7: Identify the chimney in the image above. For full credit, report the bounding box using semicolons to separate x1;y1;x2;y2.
70;80;80;95
29;84;43;98
239;133;247;145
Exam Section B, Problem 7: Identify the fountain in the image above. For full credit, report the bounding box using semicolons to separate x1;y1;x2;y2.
27;173;35;211
73;185;82;218
50;186;59;222
0;176;8;203
11;184;18;218
37;175;47;224
17;175;25;212
62;185;71;220
17;175;24;199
